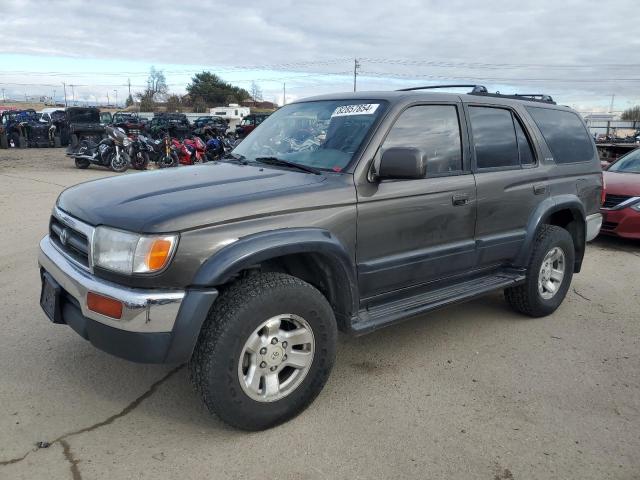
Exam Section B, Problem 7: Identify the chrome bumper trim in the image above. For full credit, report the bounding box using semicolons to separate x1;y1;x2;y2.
585;213;603;242
39;235;184;333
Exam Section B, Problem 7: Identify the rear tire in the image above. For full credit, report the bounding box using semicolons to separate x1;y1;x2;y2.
0;134;7;149
18;136;27;149
505;225;575;317
190;272;337;431
53;135;61;148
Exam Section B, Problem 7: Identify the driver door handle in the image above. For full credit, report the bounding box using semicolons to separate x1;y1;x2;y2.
452;193;470;206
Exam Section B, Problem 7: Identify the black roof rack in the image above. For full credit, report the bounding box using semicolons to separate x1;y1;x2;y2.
396;84;488;94
395;84;556;104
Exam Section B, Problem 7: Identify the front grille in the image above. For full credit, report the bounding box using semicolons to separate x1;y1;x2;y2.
603;194;632;209
50;216;90;268
601;221;619;231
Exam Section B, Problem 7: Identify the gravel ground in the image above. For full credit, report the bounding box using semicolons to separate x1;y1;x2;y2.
1;148;639;480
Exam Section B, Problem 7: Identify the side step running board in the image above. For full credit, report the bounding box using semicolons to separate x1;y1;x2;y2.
349;271;525;335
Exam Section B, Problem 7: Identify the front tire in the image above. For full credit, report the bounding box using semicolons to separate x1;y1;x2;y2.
110;151;129;173
505;225;575;317
131;151;149;170
190;272;337;431
74;158;90;169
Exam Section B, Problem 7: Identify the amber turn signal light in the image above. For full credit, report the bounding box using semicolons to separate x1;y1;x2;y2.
87;292;123;319
145;239;173;271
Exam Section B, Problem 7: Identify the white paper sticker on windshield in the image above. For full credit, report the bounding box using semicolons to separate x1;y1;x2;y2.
332;103;380;117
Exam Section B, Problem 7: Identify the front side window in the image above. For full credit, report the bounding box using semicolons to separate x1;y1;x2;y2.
469;107;520;169
381;105;463;174
526;107;594;163
233;100;387;171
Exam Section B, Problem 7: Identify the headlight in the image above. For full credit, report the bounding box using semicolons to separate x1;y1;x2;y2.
123;137;132;147
631;201;640;212
92;226;178;274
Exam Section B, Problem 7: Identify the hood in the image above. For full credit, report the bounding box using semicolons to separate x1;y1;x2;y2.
603;171;640;197
57;162;329;233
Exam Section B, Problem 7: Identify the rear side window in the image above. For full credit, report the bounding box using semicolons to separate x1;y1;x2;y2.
382;105;462;174
526;107;593;163
514;118;535;165
469;107;519;169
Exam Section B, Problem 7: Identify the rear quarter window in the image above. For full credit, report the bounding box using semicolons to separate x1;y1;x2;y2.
526;107;594;164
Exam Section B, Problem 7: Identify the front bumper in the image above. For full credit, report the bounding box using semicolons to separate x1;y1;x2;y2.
39;235;218;363
600;207;640;240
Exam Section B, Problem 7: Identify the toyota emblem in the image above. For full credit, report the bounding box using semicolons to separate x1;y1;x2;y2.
60;228;69;246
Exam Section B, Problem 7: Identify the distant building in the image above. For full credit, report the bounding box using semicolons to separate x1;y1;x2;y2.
583;113;617;123
240;100;278;110
209;104;251;121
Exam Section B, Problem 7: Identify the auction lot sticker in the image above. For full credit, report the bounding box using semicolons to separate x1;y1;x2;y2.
332;104;380;117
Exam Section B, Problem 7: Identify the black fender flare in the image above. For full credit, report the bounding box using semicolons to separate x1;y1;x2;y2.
191;228;359;322
514;195;586;270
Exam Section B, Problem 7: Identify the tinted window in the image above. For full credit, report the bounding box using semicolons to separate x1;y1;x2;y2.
608;149;640;173
526;107;593;163
469;107;519;169
382;105;462;174
514;118;535;165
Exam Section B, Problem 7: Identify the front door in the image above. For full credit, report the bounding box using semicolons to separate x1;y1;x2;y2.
356;103;477;300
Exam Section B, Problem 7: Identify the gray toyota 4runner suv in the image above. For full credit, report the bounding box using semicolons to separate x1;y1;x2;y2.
39;85;603;430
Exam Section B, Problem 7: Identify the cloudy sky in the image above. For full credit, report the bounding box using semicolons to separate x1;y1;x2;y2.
1;0;639;113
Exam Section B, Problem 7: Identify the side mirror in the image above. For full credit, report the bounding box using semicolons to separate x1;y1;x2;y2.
377;147;426;180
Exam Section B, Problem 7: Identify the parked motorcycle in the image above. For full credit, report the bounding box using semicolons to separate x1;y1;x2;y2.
205;135;225;161
134;134;178;168
69;126;130;172
127;135;150;170
170;137;203;165
182;136;206;164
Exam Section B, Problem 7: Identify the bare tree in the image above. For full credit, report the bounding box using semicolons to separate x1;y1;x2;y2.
250;81;263;105
621;106;640;121
147;66;168;101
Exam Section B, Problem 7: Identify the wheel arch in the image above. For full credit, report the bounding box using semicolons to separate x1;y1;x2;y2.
191;228;359;331
516;196;586;273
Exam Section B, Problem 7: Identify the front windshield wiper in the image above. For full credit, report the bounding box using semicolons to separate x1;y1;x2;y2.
254;157;322;175
221;152;248;165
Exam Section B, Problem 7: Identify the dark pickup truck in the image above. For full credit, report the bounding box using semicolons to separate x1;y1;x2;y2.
38;85;602;431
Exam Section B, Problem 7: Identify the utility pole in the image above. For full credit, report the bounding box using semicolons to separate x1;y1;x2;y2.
62;82;68;108
53;89;56;104
114;90;118;108
70;84;76;105
353;58;360;92
127;78;131;99
107;92;110;106
283;82;286;106
609;94;615;114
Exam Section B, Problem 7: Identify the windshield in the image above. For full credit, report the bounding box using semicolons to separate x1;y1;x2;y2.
11;111;38;122
609;149;640;174
232;100;386;171
67;109;100;123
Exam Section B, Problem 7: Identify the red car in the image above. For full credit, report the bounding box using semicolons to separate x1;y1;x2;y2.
600;148;640;239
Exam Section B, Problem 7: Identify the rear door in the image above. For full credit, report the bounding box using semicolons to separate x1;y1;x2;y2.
356;102;477;299
465;103;549;267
